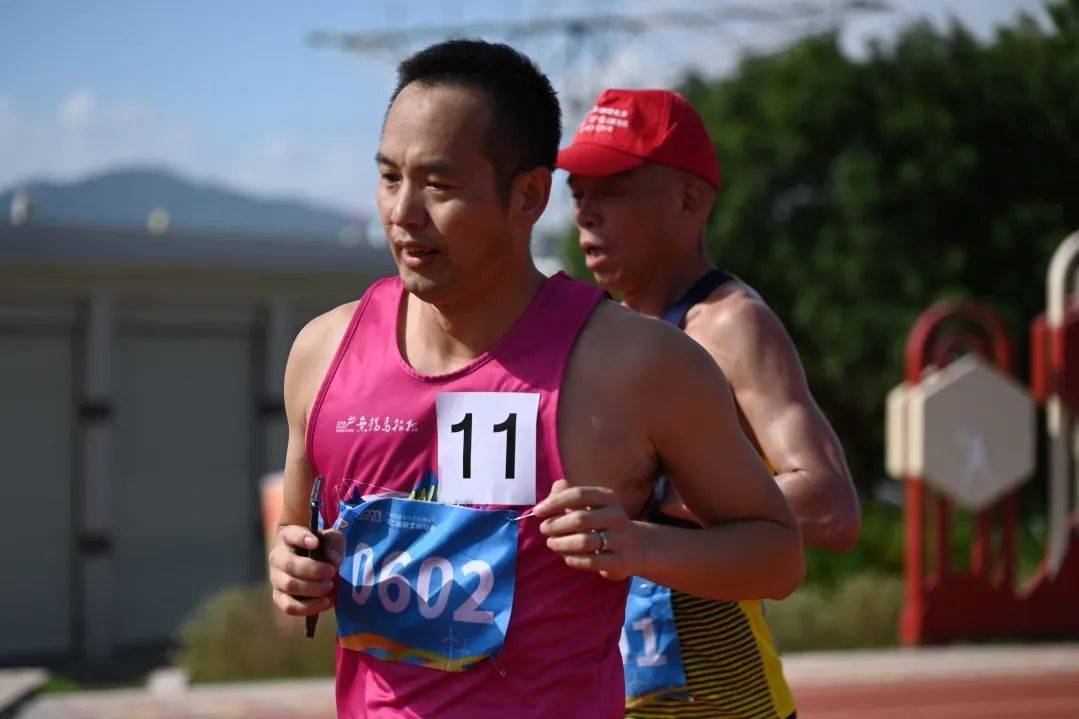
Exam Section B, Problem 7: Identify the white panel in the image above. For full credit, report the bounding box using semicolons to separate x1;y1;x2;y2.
885;382;913;479
910;354;1036;510
1046;231;1079;575
0;330;74;655
113;330;253;645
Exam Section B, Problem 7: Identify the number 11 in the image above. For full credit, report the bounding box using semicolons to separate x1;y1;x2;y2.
450;412;517;480
450;413;473;478
493;413;516;479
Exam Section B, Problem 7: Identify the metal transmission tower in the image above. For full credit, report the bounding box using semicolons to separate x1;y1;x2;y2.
308;1;891;115
308;1;891;263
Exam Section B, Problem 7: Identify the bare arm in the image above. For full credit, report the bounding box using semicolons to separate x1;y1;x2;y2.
538;323;804;601
641;329;804;599
267;309;350;617
278;324;320;530
699;295;860;551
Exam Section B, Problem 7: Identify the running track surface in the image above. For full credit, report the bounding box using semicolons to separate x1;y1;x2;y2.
794;672;1079;718
13;645;1079;718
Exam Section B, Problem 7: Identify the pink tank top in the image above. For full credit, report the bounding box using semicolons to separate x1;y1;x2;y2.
306;272;628;719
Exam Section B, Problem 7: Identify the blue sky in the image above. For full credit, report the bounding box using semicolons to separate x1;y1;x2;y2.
0;0;1051;227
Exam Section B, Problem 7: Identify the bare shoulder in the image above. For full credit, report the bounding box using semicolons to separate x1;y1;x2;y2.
690;282;795;362
560;296;730;509
290;301;359;370
284;300;361;422
687;281;807;395
694;281;782;343
576;298;724;388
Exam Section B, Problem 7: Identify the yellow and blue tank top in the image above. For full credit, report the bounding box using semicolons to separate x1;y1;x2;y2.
623;269;795;719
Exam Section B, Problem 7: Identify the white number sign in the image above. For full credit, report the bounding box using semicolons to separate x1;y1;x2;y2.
436;392;539;505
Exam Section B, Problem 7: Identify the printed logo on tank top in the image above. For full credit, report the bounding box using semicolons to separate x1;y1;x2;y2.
335;415;421;433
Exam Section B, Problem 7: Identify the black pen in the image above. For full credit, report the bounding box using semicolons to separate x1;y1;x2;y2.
304;475;325;638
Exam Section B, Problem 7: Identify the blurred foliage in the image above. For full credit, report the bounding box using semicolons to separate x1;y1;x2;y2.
772;498;1052;651
175;584;336;683
767;572;904;652
38;676;86;694
803;492;1048;589
563;1;1079;493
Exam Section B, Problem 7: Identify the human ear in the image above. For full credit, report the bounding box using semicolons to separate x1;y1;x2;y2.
680;179;703;215
511;167;553;224
681;177;716;223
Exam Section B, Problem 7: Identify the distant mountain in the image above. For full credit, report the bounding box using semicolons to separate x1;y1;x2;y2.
0;167;361;237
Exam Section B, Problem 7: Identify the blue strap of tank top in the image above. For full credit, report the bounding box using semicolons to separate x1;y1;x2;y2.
660;268;734;328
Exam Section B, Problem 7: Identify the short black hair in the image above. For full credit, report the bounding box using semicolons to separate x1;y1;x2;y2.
390;39;562;198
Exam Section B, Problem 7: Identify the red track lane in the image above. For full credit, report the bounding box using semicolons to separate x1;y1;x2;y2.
793;672;1079;718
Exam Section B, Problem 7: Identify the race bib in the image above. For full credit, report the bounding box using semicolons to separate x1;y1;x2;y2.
335;495;519;671
436;392;539;505
620;578;689;706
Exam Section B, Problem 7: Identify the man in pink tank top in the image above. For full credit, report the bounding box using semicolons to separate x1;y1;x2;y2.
268;40;804;719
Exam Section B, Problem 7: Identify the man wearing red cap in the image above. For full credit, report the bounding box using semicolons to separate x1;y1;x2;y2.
558;89;861;718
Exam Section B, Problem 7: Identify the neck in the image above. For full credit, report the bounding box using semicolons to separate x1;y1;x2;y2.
402;259;546;375
621;249;713;319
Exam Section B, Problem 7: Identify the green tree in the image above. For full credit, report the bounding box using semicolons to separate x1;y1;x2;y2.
565;1;1079;492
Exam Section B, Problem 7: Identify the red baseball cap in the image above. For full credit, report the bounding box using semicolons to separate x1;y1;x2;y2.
556;88;721;189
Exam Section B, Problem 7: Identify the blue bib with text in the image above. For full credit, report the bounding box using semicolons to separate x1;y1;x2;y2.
620;577;689;705
335;496;519;671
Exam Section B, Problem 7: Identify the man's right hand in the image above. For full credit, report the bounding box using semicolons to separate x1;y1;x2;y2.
269;524;345;617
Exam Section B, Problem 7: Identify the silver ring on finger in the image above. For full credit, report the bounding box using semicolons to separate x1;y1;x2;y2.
595;529;609;554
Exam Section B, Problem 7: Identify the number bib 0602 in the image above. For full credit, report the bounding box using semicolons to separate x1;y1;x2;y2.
335;496;519;672
620;578;689;706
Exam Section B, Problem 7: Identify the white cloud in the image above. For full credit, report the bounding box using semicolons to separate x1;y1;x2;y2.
0;89;371;217
0;0;1051;233
2;89;198;189
224;133;370;217
57;88;96;131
